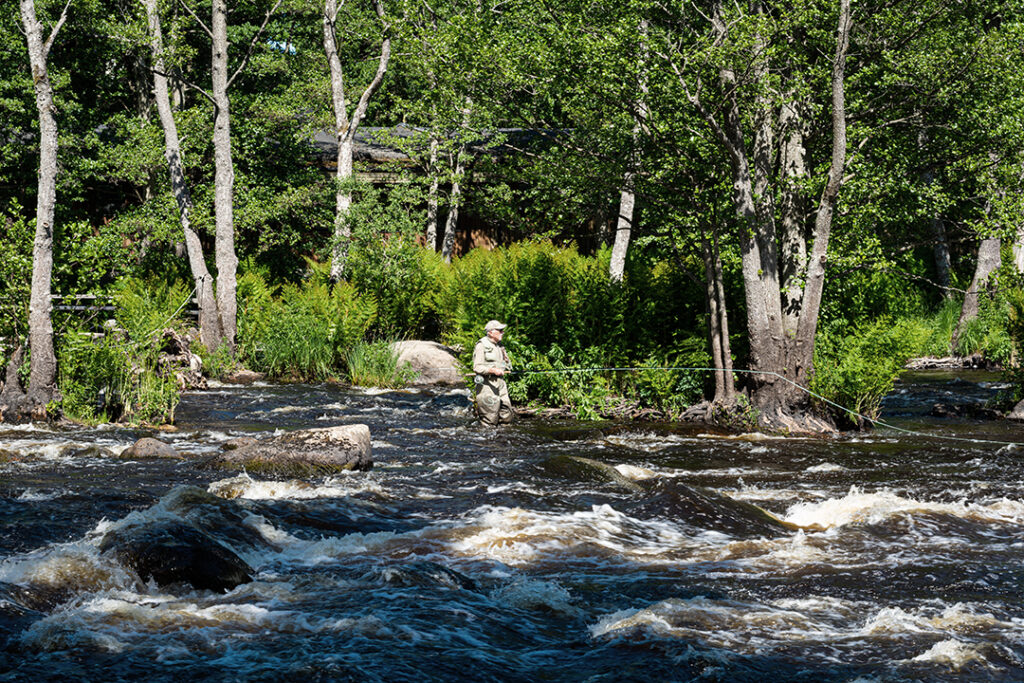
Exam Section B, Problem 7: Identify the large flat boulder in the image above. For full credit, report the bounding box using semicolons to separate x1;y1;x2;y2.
391;341;464;386
210;424;373;477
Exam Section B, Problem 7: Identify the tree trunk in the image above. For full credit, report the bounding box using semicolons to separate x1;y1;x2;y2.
951;236;1001;354
779;96;808;330
211;0;238;350
609;180;635;282
933;217;953;295
788;0;851;394
440;98;472;263
609;18;649;283
425;133;440;250
324;0;391;279
19;0;68;417
145;0;223;352
440;150;464;263
702;226;735;402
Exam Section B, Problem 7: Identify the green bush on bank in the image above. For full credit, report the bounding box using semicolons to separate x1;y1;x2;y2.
811;317;931;425
237;266;378;381
58;278;186;424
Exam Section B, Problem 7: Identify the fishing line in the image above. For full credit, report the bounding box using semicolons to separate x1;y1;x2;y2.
478;364;1024;449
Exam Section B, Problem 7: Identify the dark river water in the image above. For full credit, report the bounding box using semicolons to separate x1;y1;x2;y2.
3;371;1024;682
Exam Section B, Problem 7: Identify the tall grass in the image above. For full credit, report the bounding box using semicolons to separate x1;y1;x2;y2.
345;340;417;388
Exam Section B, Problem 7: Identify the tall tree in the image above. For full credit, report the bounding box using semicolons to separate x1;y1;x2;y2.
143;0;222;351
3;0;71;419
323;0;391;280
179;0;281;350
668;0;852;430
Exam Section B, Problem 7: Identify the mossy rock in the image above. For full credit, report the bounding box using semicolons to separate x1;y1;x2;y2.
209;424;373;478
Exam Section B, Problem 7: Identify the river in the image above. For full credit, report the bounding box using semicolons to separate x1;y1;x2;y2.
2;371;1024;681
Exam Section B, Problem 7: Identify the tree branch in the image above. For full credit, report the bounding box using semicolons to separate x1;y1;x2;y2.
42;0;71;59
178;0;213;39
228;0;284;89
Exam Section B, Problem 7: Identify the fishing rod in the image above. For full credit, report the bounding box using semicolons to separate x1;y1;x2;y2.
471;364;1024;448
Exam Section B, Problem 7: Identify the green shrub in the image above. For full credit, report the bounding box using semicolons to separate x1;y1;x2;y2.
811;317;931;424
57;277;188;425
238;268;377;380
345;340;417;388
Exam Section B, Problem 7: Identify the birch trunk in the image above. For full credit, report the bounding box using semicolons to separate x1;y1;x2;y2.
145;0;223;351
18;0;68;415
425;134;440;250
789;0;851;394
609;18;649;283
951;236;1002;354
609;179;635;282
440;151;464;263
440;98;472;263
779;96;808;330
211;0;238;350
324;0;391;280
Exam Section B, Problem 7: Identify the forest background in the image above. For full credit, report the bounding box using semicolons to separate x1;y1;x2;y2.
1;0;1023;429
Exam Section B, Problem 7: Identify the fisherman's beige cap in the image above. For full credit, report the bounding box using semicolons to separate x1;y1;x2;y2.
484;320;508;332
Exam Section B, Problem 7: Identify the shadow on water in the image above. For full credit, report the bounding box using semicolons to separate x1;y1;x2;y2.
3;372;1024;681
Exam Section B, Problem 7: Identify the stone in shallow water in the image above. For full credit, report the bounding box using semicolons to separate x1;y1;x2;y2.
118;437;181;460
390;340;464;385
210;424;373;477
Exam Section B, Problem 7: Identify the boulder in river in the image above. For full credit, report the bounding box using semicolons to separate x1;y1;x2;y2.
1007;399;1024;421
210;424;373;477
390;341;464;386
119;437;182;460
223;369;266;385
98;521;252;592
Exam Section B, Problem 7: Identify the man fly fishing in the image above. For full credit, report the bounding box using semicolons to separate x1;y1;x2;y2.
472;320;514;425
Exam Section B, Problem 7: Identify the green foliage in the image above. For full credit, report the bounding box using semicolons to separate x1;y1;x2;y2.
0;201;32;350
344;340;417;388
58;277;188;425
811;318;932;425
628;338;712;412
918;298;961;357
237;267;377;380
953;292;1014;366
347;229;447;339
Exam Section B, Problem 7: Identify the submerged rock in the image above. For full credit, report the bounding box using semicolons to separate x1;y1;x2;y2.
98;521;252;592
629;479;792;538
119;437;181;460
210;424;373;477
541;454;789;538
391;341;464;386
540;455;643;493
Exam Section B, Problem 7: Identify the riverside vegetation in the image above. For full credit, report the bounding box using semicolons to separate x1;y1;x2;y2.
2;0;1023;429
4;230;1024;427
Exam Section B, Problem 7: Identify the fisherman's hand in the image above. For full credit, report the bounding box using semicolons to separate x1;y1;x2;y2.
492;367;504;376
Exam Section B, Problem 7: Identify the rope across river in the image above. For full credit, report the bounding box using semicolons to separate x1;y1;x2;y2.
475;364;1024;449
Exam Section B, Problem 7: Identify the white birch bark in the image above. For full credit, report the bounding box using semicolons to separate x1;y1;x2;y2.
144;0;223;351
19;0;69;413
211;0;238;350
324;0;391;280
425;133;440;250
609;18;649;283
440;98;472;263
